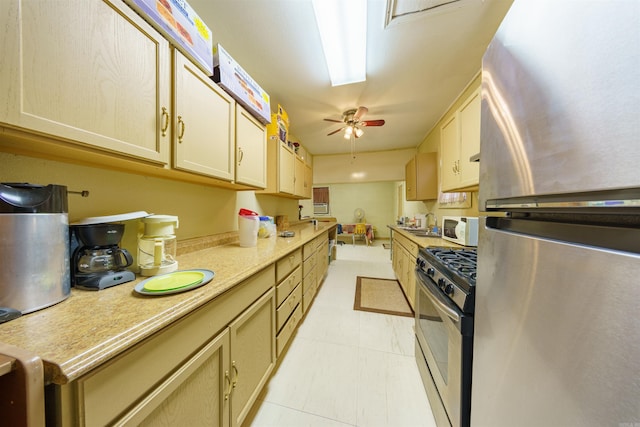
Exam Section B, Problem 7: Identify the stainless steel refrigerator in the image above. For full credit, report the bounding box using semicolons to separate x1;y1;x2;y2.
473;1;640;426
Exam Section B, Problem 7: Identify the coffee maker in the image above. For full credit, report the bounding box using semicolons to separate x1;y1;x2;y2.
71;222;135;290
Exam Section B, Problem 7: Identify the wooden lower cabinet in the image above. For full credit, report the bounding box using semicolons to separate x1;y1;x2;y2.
120;329;230;427
392;233;418;310
51;265;276;427
275;249;302;356
47;232;333;426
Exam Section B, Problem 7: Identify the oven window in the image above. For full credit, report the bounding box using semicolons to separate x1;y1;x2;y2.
418;286;449;383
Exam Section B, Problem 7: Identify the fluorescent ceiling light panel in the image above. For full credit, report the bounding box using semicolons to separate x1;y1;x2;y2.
312;0;367;86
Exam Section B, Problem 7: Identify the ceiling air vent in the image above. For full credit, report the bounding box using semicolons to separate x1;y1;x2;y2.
385;0;464;27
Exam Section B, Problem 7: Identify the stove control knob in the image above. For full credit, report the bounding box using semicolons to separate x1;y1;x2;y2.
437;278;446;289
417;258;426;269
444;284;454;296
426;267;435;277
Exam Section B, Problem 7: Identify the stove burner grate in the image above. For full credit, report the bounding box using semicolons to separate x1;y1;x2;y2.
425;247;478;285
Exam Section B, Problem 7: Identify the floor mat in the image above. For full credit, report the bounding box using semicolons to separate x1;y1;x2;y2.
354;276;413;317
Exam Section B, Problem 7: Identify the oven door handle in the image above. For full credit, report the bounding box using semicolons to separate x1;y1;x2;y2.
415;269;461;323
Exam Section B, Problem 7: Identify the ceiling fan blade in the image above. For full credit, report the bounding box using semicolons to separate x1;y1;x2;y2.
361;119;385;127
327;127;344;136
323;118;343;123
353;106;368;121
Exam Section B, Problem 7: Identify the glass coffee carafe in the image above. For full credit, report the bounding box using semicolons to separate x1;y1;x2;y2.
77;247;132;273
138;215;179;276
71;222;135;290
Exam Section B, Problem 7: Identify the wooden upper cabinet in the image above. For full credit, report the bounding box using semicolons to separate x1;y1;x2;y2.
0;0;170;164
173;50;235;181
294;155;305;197
457;88;481;189
278;143;295;195
440;87;481;192
405;152;438;201
235;106;267;188
303;163;313;199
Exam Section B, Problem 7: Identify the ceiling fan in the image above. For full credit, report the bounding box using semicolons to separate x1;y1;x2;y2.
324;106;385;139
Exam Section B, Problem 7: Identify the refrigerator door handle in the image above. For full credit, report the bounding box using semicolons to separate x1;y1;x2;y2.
416;269;461;323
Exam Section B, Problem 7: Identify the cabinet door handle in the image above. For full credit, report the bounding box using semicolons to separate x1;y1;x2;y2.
231;361;239;388
160;107;169;137
237;147;244;166
177;116;186;143
224;370;232;400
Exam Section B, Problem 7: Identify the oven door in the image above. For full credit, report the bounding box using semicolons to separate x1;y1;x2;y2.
415;268;472;427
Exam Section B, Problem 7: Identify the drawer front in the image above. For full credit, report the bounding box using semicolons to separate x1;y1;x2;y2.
276;304;302;356
394;233;410;250
276;266;301;307
276;283;302;332
303;252;316;276
276;249;302;283
303;240;315;260
315;232;328;250
302;268;316;294
303;281;316;313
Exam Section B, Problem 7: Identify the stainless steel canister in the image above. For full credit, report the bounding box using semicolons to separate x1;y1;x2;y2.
0;183;70;314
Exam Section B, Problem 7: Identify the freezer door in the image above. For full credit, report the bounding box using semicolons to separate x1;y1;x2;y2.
479;1;640;206
472;217;640;426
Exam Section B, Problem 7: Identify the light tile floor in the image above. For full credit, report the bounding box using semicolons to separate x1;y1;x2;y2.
245;241;437;427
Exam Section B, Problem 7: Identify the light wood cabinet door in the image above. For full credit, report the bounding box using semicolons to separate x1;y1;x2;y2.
405;153;438;201
278;143;295;194
174;51;235;180
229;289;275;427
304;163;313;199
235;106;267;188
0;0;170;164
405;157;418;200
458;88;481;189
119;330;230;427
440;113;460;192
294;155;306;197
441;88;480;192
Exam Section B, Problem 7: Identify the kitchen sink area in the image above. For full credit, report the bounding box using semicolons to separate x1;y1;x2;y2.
396;226;442;238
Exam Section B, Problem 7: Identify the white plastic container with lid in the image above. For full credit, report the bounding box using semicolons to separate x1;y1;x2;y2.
238;209;259;247
138;215;179;276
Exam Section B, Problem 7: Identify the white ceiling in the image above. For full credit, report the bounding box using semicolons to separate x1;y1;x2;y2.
189;0;514;156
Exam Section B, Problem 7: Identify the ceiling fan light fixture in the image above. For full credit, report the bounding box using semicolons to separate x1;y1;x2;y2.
355;127;364;138
312;0;367;86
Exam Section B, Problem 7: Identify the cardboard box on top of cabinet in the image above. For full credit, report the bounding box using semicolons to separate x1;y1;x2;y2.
266;104;289;144
123;0;214;75
212;44;271;125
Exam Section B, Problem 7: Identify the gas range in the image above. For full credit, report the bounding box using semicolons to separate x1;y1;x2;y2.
416;247;477;314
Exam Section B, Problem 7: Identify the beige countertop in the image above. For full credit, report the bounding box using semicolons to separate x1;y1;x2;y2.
0;222;336;385
387;225;462;249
